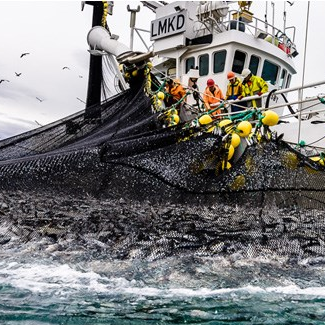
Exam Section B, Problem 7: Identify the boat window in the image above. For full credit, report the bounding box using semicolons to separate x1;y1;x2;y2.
286;74;292;88
232;50;246;74
213;50;227;73
199;54;209;76
185;57;195;73
249;55;260;75
167;67;176;78
261;60;279;85
279;69;287;89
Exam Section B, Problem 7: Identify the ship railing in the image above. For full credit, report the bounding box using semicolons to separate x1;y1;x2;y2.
226;79;325;116
223;79;325;150
225;10;297;57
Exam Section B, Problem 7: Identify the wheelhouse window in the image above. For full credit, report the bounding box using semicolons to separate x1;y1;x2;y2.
286;74;292;88
249;55;260;75
199;54;209;76
213;50;227;73
185;57;195;73
262;60;279;85
279;69;288;89
232;50;246;74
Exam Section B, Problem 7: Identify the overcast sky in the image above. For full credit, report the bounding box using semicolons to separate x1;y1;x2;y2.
0;1;324;139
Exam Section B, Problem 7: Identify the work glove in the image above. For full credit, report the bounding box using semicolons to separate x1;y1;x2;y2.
258;92;263;96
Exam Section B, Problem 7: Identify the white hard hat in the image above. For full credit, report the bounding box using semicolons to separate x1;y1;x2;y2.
241;68;251;78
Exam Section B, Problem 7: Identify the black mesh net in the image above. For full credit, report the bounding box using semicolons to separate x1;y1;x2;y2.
0;82;325;259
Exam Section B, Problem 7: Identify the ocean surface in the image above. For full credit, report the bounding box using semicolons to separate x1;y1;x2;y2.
2;246;325;325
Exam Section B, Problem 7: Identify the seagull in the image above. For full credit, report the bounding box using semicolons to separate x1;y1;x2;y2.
79;75;83;78
62;66;70;70
76;97;86;104
20;52;30;58
0;79;9;83
15;72;22;77
36;97;44;102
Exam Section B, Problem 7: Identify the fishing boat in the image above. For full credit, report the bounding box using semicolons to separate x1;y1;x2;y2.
0;1;325;261
0;1;324;205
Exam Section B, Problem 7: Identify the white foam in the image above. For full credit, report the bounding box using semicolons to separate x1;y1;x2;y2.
1;261;325;299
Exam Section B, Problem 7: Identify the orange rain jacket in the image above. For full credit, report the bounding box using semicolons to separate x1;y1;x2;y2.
203;85;224;116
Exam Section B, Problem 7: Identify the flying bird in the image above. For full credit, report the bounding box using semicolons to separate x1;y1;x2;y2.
76;97;86;104
79;75;83;78
0;79;9;83
62;66;70;70
20;52;30;58
15;72;22;77
36;97;44;102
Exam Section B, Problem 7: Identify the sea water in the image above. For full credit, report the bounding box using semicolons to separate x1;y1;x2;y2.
1;246;325;325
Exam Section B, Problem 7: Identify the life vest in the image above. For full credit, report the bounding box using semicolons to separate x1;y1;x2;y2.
241;75;268;107
203;85;224;116
226;78;243;100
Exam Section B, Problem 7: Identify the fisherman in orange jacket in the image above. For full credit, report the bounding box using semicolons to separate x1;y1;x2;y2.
165;78;186;107
203;79;224;117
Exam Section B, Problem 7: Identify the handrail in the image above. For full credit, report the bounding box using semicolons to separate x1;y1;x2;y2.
226;9;296;52
229;80;325;110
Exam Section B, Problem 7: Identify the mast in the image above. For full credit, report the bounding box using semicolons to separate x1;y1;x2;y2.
83;1;106;120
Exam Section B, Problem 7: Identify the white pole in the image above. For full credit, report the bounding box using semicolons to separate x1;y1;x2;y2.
298;1;310;144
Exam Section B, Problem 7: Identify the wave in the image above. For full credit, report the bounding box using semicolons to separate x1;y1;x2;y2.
1;259;325;299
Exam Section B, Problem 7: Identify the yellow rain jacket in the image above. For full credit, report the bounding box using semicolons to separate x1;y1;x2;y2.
225;78;243;100
241;75;268;107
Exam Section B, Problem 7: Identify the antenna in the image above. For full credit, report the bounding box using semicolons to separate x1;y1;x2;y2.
127;5;140;51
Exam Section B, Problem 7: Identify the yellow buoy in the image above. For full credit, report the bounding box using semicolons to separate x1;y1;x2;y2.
199;114;213;125
222;161;232;170
261;110;279;126
310;156;325;166
171;114;180;124
132;70;138;77
207;126;216;133
237;121;252;137
228;145;235;160
231;133;241;148
229;175;246;190
219;119;233;133
280;151;298;169
147;62;153;69
165;108;178;117
157;91;165;100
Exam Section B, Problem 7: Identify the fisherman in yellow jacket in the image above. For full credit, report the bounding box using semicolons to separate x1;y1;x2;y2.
225;71;244;112
240;68;268;108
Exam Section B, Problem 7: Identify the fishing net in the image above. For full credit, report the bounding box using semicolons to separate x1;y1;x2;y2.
0;81;325;259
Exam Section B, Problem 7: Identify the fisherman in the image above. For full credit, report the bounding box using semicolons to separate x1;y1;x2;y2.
187;68;202;110
225;71;244;112
240;68;268;108
165;78;187;108
203;79;224;118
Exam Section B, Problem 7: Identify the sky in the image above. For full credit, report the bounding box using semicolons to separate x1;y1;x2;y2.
0;1;325;139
